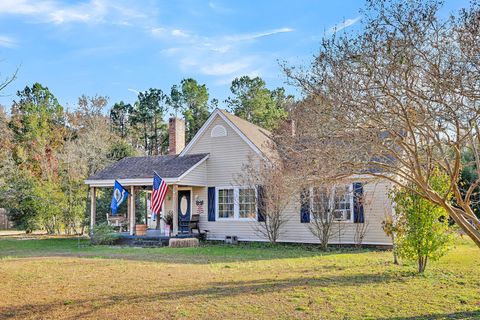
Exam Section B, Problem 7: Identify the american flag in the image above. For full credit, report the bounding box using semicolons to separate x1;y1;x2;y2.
151;172;168;218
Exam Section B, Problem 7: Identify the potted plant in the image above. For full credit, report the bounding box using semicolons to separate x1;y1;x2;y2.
135;223;147;236
162;211;174;236
135;210;147;236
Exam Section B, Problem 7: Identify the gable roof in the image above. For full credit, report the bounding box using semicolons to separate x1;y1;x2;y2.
86;153;209;181
180;108;278;160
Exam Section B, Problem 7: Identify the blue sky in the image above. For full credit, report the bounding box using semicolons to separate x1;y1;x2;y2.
0;0;470;110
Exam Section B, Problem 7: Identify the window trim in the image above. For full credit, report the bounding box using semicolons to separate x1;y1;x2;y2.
215;186;257;221
310;184;354;223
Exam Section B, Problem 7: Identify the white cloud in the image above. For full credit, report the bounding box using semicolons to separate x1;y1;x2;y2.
327;17;360;34
199;59;253;76
127;88;140;95
153;26;293;78
0;35;18;48
0;0;148;25
208;2;233;14
225;28;294;42
151;27;190;39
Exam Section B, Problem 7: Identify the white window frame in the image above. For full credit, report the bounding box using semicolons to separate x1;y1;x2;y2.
216;186;257;221
310;184;354;223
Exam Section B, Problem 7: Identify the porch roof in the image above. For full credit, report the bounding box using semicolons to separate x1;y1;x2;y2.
84;153;209;187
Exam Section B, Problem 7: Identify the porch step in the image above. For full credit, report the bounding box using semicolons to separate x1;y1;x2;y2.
114;233;201;247
132;239;166;247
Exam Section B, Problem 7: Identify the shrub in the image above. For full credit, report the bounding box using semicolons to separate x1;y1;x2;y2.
392;171;454;273
91;223;118;245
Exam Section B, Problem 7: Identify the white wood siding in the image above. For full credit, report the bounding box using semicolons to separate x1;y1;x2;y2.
179;161;207;186
183;114;393;245
187;116;258;186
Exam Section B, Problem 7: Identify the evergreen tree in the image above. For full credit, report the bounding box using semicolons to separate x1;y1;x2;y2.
110;101;132;139
169;78;211;143
226;76;291;130
130;88;168;155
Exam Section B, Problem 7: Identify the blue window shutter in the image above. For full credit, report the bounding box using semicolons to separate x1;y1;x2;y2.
257;185;266;222
300;188;310;223
208;187;216;222
353;182;364;223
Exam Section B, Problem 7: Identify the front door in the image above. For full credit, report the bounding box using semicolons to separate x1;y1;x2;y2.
178;190;191;233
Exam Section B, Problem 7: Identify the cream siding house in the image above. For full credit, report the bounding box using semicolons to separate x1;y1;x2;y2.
85;108;393;246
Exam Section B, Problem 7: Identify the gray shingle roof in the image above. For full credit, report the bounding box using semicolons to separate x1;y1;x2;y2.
87;153;208;180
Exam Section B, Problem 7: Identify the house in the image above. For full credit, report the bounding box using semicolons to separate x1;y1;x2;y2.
85;108;393;245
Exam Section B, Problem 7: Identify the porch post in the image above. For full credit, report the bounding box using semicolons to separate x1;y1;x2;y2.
89;186;96;236
129;186;136;235
172;184;178;236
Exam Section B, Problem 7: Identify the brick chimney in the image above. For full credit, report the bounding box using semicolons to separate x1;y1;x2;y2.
168;117;185;155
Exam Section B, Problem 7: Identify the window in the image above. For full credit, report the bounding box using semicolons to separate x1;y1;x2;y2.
312;188;330;220
216;187;257;220
218;188;234;218
239;188;257;218
211;124;227;137
311;185;353;222
333;185;352;221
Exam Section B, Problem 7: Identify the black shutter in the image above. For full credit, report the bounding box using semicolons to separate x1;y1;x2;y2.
353;182;364;223
257;185;266;222
208;187;216;222
300;188;310;223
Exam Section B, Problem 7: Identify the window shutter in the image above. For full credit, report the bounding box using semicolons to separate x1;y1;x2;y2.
208;187;216;222
257;185;266;222
353;182;364;223
300;188;310;223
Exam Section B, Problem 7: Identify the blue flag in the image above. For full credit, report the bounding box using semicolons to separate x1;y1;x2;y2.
111;180;129;215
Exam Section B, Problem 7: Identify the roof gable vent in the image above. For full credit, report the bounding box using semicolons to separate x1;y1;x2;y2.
211;124;227;138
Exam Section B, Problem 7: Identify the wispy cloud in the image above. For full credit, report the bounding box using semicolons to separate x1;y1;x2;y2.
127;88;140;95
327;16;360;34
0;35;18;48
153;26;294;79
0;0;148;25
151;27;190;39
208;2;233;14
225;28;294;42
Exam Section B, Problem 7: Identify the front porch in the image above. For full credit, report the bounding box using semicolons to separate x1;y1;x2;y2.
84;153;210;243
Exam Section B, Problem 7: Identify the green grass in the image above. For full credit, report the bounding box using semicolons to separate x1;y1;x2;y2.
0;235;479;319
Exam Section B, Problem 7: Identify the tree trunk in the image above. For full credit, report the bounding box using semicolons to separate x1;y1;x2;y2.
393;246;399;265
418;256;427;273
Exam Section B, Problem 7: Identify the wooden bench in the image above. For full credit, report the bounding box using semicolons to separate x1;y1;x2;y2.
106;214;128;232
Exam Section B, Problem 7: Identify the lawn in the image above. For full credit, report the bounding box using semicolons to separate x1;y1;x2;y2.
0;236;479;320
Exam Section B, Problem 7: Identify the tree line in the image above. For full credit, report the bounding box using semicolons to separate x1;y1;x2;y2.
0;76;291;233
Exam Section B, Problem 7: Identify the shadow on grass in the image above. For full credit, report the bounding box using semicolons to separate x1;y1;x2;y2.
375;310;480;320
0;273;400;319
0;237;382;264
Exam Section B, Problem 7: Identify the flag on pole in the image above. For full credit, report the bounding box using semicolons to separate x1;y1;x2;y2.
111;180;129;215
151;172;168;219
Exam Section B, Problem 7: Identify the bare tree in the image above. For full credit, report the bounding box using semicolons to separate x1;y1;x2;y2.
0;67;18;94
238;156;294;244
282;0;480;247
308;184;347;250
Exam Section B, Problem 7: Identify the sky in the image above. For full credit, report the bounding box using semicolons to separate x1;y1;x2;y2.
0;0;470;111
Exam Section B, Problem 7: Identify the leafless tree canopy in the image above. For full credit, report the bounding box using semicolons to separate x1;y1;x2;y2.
281;0;480;247
237;155;294;243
